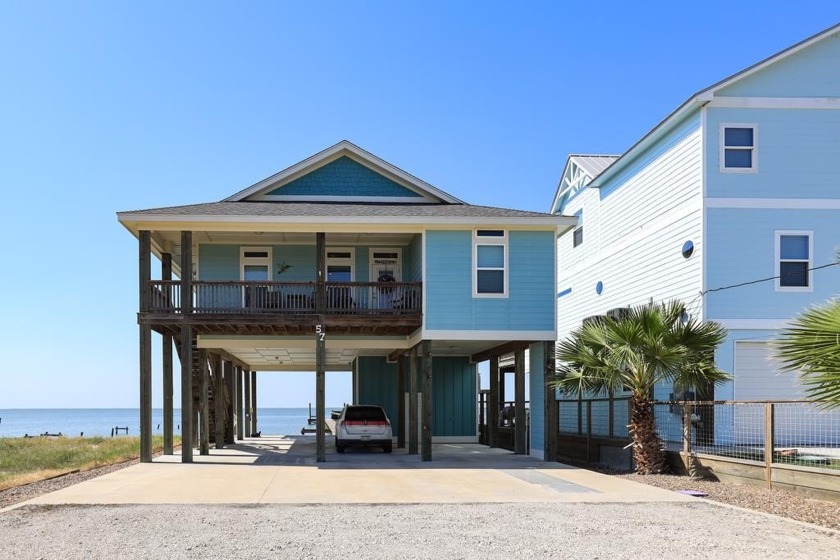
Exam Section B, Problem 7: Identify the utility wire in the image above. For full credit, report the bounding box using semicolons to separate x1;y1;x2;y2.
702;261;839;295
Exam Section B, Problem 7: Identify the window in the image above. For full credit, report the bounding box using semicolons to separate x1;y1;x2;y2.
720;124;757;172
775;231;812;291
326;248;354;281
572;210;583;247
474;230;507;296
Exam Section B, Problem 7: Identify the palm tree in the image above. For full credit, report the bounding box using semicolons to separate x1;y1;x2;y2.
551;300;728;474
775;300;840;408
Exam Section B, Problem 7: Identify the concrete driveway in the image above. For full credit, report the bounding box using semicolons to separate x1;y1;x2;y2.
10;436;692;507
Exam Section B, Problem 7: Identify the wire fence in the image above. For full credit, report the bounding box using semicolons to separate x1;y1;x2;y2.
653;400;840;470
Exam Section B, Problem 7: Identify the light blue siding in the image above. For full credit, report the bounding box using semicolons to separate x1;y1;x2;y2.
404;234;422;282
705;208;840;320
265;156;423;198
718;34;840;98
356;356;476;437
199;245;239;280
425;230;555;332
705;108;840;199
528;343;545;454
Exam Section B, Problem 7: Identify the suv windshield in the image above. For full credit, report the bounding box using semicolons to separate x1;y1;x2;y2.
344;406;386;421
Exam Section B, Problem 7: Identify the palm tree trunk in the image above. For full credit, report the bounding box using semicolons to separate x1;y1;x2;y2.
629;394;668;474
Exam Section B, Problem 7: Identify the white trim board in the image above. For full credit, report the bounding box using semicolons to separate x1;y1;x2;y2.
709;318;790;330
705;198;840;210
421;330;557;341
709;96;840;110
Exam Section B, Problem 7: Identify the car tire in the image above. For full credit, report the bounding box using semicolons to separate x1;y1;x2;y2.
383;443;392;453
336;442;345;453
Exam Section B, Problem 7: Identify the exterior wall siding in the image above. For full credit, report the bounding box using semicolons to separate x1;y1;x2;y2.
705;208;840;321
718;34;840;98
356;356;476;438
556;113;704;340
265;156;423;198
705;108;840;199
425;230;556;332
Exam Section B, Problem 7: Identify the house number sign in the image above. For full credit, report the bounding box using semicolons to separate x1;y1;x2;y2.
316;324;325;342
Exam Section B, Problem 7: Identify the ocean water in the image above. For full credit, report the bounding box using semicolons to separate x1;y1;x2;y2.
0;407;343;438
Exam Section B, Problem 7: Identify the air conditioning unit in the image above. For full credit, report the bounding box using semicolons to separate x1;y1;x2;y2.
605;307;630;321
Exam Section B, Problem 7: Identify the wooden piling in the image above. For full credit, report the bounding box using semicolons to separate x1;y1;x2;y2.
421;340;432;462
161;252;174;456
514;348;526;455
139;230;152;463
180;231;193;463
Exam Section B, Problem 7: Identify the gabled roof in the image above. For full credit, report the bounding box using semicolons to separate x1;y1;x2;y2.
224;140;464;205
550;154;619;213
552;21;840;213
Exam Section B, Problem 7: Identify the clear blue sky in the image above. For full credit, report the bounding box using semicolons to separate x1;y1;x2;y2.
1;2;837;408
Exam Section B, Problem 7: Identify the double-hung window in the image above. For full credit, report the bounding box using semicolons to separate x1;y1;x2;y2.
720;124;757;172
776;231;812;291
572;210;583;248
474;230;507;297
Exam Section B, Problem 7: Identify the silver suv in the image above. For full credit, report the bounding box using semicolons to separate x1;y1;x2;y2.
335;405;393;453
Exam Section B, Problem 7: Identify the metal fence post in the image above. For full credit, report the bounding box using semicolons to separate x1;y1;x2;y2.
586;400;592;464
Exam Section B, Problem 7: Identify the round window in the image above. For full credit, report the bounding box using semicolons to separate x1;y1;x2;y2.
682;240;694;259
595;281;604;295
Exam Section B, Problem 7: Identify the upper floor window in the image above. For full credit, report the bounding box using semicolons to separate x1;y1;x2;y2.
474;229;507;297
572;210;583;248
720;124;757;172
776;231;812;291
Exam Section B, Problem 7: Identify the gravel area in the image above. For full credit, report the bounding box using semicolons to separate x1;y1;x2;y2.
1;502;838;559
614;472;840;531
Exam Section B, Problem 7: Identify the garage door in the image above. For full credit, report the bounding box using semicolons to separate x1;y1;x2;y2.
734;341;804;401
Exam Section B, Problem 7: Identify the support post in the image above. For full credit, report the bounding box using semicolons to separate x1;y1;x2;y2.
139;230;152;463
251;371;258;436
161;252;174;455
488;355;499;448
514;348;526;455
765;403;775;489
397;354;406;449
236;366;245;440
214;356;225;449
224;360;235;444
315;231;326;462
243;368;251;437
199;349;210;455
543;341;558;462
421;340;432;462
180;231;193;463
408;347;419;455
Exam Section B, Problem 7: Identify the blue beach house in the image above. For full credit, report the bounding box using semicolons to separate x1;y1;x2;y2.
550;24;840;453
119;141;574;463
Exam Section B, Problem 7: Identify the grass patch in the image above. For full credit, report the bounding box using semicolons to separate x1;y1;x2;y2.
0;435;181;491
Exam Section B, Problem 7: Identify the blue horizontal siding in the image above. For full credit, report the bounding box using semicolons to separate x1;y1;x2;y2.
425;230;556;332
705;108;840;199
718;35;840;98
266;156;423;198
705;208;840;320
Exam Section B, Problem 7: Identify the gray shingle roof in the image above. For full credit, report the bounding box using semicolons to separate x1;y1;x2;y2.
118;201;562;219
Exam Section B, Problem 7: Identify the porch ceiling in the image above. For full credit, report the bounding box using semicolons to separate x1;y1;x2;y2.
197;335;524;371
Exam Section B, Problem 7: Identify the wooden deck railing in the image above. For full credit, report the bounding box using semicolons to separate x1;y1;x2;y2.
147;280;422;315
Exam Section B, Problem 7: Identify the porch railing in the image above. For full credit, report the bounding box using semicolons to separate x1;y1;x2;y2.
148;280;422;315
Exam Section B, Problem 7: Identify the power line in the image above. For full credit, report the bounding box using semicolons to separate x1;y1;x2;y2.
702;261;839;295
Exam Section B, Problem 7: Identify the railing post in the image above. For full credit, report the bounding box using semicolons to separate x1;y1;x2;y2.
765;402;774;489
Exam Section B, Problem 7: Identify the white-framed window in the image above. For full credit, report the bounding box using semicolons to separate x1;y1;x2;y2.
572;210;583;248
240;247;272;281
326;247;355;282
720;124;757;172
473;229;508;297
775;231;812;292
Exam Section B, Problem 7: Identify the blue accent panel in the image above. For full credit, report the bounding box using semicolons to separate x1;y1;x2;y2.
598;112;701;201
557;287;572;298
528;343;545;454
705;208;840;319
265;156;423;198
705;108;840;199
356;357;400;433
719;35;840;97
431;357;477;437
425;230;555;331
199;245;239;280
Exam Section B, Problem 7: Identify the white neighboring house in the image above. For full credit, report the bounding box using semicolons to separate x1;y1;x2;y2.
551;23;840;445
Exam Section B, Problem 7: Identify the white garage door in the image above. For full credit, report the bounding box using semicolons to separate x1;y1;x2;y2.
734;341;804;401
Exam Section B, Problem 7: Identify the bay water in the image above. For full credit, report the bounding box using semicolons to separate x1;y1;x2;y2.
0;407;343;438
